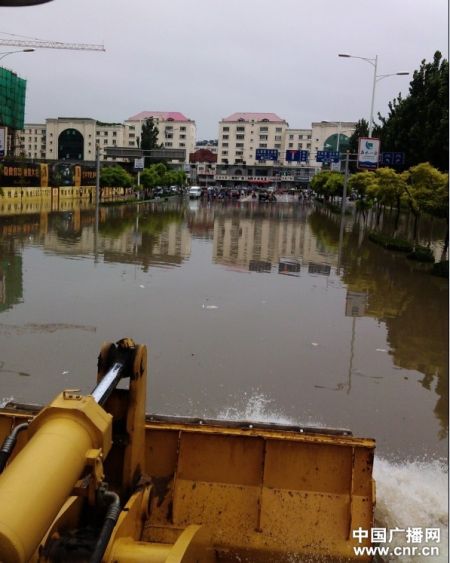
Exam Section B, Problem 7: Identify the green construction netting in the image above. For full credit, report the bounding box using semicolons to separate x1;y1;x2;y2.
0;67;26;129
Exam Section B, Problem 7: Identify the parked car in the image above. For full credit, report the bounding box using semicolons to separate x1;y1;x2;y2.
189;186;202;199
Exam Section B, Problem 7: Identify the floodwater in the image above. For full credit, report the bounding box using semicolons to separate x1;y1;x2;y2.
0;198;448;559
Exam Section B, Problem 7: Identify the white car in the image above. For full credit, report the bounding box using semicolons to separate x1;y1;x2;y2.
189;186;202;199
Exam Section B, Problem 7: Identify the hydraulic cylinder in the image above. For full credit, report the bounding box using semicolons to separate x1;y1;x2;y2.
0;392;112;563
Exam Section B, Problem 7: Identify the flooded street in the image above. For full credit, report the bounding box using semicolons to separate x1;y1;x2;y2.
0;198;448;560
0;200;447;463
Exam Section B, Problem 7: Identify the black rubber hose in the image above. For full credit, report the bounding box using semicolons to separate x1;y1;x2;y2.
89;490;121;563
0;422;29;473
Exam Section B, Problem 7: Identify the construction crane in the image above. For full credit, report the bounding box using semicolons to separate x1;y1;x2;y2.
0;36;105;51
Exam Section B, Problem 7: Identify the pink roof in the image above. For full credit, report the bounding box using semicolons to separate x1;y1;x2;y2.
127;111;191;122
222;112;286;123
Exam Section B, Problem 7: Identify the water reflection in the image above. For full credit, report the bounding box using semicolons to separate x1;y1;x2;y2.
0;243;23;313
0;200;447;458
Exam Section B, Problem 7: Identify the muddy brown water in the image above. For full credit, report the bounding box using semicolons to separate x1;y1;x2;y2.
0;199;447;463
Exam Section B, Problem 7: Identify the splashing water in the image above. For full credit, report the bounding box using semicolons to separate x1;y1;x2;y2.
374;458;448;562
216;391;449;562
0;397;14;409
216;390;324;427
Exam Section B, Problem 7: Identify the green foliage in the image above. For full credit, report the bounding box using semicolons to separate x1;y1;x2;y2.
348;170;377;199
311;171;344;198
140;163;186;190
378;51;448;171
373;167;407;207
140;118;161;166
100;165;133;188
404;162;448;218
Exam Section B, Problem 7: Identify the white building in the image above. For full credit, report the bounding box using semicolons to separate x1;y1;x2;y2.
17;111;196;164
217;112;289;166
125;111;196;163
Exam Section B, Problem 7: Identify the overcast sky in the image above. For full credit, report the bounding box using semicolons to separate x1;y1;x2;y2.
1;0;448;139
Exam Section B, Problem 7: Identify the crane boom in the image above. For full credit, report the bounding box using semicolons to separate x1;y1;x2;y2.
0;38;105;51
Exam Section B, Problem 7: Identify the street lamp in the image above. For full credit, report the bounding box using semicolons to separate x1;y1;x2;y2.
338;53;409;137
0;49;35;62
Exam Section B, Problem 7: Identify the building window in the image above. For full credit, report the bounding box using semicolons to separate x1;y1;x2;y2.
103;139;108;144
236;143;244;147
112;132;117;137
275;135;281;141
104;132;108;136
298;143;303;149
276;127;282;132
275;144;281;148
236;134;245;140
259;127;268;132
223;126;229;131
165;142;173;147
180;134;186;139
129;141;134;146
223;142;228;147
129;133;135;138
222;150;228;155
259;143;267;148
289;135;294;140
180;142;185;147
180;126;186;131
288;143;293;148
259;135;268;140
236;126;245;132
222;134;229;140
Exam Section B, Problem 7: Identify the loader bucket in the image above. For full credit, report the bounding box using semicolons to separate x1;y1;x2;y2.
142;416;375;561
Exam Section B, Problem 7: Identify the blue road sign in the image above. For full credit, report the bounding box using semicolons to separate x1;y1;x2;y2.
316;151;340;163
382;152;405;166
286;150;309;162
256;148;278;161
393;152;405;165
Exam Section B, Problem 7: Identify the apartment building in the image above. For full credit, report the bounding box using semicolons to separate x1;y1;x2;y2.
18;123;47;159
218;112;289;167
16;111;196;164
125;111;196;163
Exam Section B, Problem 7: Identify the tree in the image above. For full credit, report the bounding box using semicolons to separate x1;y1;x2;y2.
373;167;408;231
140;118;161;167
100;165;133;188
378;51;449;171
403;162;448;241
311;170;344;201
348;170;378;219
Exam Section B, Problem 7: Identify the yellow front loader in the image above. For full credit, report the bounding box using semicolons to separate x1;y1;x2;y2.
0;339;375;562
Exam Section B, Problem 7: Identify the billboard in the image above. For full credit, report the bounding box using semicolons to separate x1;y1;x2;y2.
357;137;381;170
0;68;26;130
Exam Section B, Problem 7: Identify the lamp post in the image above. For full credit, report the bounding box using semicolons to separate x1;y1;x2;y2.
0;49;35;62
338;53;409;137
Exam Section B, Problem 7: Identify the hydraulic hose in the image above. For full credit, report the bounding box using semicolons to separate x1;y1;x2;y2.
90;490;121;563
0;423;29;474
